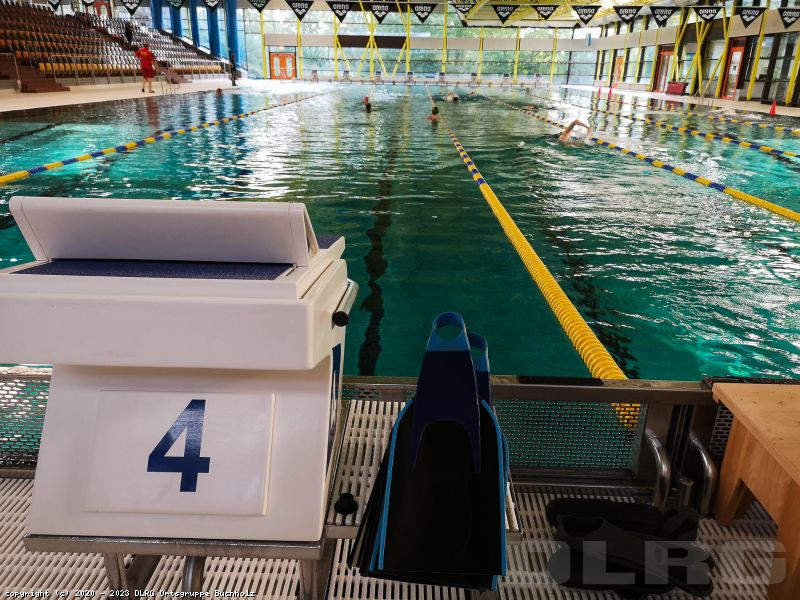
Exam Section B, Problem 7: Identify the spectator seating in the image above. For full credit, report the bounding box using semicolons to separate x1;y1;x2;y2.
89;16;223;77
0;0;222;93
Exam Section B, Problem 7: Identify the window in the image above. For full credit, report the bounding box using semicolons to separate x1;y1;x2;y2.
161;5;172;31
196;5;209;49
639;46;655;83
181;6;191;40
624;49;638;82
218;6;228;58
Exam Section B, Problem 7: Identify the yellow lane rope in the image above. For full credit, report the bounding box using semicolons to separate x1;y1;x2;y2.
572;87;800;135
441;123;627;380
0;92;330;186
487;96;800;225
527;91;799;160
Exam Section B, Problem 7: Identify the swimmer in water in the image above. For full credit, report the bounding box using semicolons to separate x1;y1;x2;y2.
558;119;592;145
426;106;440;122
365;102;372;113
363;96;370;106
468;91;478;97
445;91;459;102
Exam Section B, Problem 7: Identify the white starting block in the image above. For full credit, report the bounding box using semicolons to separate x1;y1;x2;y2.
0;197;358;545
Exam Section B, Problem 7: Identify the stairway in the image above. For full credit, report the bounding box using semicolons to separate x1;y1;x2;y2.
0;55;70;93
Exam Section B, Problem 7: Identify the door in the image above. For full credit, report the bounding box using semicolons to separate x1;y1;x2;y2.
269;52;296;80
721;43;745;100
653;46;674;92
612;55;625;87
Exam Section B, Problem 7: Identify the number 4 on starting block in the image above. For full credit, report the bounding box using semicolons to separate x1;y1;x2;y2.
85;391;276;516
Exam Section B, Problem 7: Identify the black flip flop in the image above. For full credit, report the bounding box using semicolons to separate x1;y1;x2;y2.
546;498;700;541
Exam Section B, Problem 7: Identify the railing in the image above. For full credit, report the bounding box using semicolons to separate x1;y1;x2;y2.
47;53;117;86
0;51;21;91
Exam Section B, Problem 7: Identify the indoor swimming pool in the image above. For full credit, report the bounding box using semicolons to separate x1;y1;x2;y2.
1;83;798;380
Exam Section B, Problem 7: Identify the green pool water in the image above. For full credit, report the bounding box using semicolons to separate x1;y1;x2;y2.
1;83;799;381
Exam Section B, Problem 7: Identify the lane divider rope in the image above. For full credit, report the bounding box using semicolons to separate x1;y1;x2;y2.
560;87;800;135
488;96;800;225
527;91;799;160
442;124;628;380
0;92;330;186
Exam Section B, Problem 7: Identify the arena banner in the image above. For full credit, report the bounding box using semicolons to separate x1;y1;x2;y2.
738;7;766;29
287;0;311;19
120;0;142;15
613;5;641;24
166;0;184;8
533;5;557;21
778;7;800;29
492;4;517;23
573;5;600;25
650;6;678;28
328;1;353;22
693;6;721;23
46;0;61;9
452;1;475;16
370;2;394;23
411;2;436;23
81;0;96;6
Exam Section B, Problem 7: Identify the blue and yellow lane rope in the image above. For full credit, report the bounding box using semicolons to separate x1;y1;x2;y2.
0;92;329;186
527;92;799;160
442;124;628;382
489;97;800;226
566;87;800;135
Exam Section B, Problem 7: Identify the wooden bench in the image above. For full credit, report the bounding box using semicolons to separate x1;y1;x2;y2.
713;383;800;600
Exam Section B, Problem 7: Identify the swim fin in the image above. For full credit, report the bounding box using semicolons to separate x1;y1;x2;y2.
348;313;507;590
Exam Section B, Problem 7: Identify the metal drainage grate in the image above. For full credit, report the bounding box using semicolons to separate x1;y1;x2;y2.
0;478;778;599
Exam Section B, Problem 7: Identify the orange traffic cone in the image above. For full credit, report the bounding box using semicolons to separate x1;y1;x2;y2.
769;100;777;116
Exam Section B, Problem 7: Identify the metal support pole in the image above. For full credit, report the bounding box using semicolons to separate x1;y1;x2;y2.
296;18;303;79
747;0;771;100
648;28;659;91
594;50;603;83
369;15;375;80
259;9;267;79
633;17;646;83
512;26;520;84
405;4;411;76
333;15;339;79
441;1;448;75
785;31;800;104
669;7;689;82
477;26;484;81
688;20;712;93
188;0;201;47
714;5;733;98
549;27;557;83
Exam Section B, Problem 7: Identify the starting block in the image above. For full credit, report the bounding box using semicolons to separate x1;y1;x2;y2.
0;197;357;545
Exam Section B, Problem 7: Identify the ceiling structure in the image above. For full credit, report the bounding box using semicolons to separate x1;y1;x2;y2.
447;0;696;28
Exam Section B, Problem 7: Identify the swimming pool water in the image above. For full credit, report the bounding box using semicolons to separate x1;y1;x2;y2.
1;84;798;380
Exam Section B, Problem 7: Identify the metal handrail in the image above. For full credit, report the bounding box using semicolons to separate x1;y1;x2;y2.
47;53;116;85
689;433;719;516
0;51;22;91
645;428;672;512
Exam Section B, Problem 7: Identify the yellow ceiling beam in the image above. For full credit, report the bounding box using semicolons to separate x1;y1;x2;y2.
464;0;493;21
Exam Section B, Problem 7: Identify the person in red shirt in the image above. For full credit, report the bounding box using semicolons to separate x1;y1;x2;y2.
134;43;156;94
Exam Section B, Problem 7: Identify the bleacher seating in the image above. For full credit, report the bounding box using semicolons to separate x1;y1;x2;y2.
0;0;222;93
90;16;223;77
